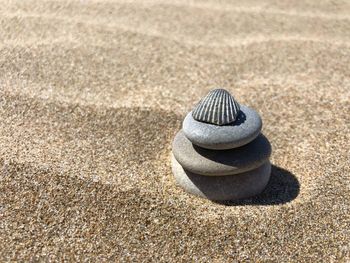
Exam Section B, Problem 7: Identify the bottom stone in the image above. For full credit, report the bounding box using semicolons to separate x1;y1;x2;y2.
171;154;271;201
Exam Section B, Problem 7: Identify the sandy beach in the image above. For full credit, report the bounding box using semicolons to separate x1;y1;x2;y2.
0;0;349;261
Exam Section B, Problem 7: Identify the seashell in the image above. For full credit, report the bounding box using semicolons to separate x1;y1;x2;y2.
192;89;240;126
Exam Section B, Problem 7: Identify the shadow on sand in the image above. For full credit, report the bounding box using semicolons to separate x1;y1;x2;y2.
216;165;300;206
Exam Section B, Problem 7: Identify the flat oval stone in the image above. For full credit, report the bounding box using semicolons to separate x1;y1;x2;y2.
172;154;271;201
172;130;271;176
183;105;262;150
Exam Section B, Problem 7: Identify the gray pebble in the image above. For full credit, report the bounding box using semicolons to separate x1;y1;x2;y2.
172;154;271;201
172;130;271;176
183;105;262;150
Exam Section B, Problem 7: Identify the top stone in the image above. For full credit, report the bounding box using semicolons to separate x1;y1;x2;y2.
183;105;262;150
192;89;240;126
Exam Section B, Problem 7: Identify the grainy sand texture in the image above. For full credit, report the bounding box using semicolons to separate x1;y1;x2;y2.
0;0;350;261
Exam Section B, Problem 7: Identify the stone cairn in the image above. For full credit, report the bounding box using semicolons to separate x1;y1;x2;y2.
171;88;272;201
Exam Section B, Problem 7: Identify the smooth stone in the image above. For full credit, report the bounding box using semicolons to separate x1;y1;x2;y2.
183;105;262;150
172;154;271;201
172;130;271;176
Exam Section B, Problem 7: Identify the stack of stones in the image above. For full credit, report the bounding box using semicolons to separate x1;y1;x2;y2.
171;88;272;201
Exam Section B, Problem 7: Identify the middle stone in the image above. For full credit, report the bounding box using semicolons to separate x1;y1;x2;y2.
172;130;272;176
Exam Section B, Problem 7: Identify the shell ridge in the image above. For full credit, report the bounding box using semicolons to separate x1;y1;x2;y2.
203;91;214;120
228;93;234;122
210;90;217;124
225;91;230;124
212;90;221;124
207;90;217;123
211;90;218;124
220;90;226;125
232;96;239;115
195;92;210;120
196;94;208;120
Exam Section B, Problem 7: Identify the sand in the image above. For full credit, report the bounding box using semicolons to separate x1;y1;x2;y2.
0;0;349;261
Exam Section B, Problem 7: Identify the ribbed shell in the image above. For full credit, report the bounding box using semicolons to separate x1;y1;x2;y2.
192;89;240;126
